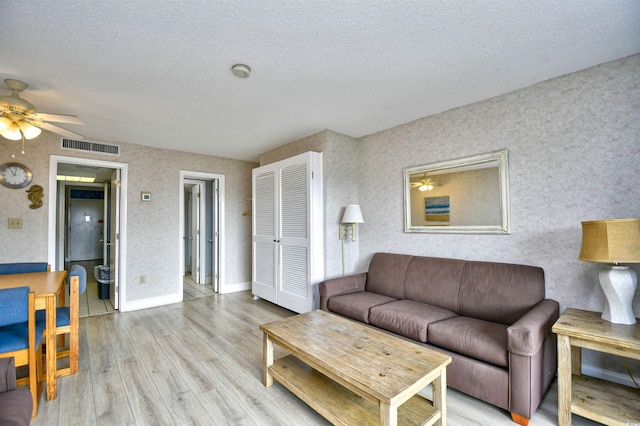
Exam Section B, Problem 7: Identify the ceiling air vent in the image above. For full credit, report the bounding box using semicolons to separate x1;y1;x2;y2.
60;138;120;156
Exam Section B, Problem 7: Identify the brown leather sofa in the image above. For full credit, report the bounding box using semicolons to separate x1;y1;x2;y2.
0;357;33;426
319;252;558;426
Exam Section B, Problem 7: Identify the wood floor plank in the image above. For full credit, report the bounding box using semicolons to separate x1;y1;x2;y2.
90;363;136;424
84;315;117;371
117;357;175;425
56;369;97;425
157;333;219;394
101;312;139;361
30;291;601;426
161;389;216;426
127;324;175;373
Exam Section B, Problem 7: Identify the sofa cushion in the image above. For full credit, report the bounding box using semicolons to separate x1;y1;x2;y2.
428;316;509;367
458;261;545;325
327;292;397;323
365;253;414;299
369;300;457;342
404;257;466;312
0;388;33;426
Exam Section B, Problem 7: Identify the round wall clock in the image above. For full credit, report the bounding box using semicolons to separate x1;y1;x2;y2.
0;163;33;189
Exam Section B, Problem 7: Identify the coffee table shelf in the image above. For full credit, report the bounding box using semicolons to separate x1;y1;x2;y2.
271;355;440;426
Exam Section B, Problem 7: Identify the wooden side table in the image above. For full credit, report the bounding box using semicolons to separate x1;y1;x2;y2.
552;308;640;425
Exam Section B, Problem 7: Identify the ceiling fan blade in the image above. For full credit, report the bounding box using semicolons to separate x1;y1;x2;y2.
37;122;84;139
32;112;84;125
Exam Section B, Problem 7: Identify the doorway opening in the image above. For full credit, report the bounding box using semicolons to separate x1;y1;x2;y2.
179;171;224;298
48;155;128;314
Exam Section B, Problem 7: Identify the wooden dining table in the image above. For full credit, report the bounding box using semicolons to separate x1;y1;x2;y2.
0;270;67;401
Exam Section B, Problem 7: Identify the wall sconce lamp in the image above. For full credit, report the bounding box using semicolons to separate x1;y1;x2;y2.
339;204;364;242
579;218;640;325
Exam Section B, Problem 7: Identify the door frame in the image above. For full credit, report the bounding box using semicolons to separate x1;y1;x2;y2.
179;170;225;293
47;155;129;310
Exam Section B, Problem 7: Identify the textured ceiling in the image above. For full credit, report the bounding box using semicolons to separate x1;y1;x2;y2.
1;1;639;161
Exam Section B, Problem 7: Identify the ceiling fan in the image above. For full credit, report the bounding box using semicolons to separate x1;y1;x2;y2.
0;78;84;147
410;176;436;192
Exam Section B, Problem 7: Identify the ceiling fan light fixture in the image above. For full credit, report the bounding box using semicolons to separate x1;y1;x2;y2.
418;181;434;191
19;121;41;139
2;122;22;140
0;116;10;132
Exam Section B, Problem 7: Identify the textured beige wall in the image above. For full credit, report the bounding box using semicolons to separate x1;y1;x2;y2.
357;54;640;376
0;132;256;303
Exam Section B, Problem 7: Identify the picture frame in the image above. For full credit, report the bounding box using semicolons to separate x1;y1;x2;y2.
141;191;151;202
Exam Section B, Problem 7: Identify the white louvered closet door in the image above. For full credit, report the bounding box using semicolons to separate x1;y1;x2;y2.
277;161;310;313
251;151;324;314
252;169;277;303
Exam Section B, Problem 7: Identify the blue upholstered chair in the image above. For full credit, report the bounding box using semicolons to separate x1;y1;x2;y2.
0;263;49;275
0;286;44;418
36;265;86;377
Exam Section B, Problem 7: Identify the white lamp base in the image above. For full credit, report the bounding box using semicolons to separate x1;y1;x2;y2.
599;265;637;325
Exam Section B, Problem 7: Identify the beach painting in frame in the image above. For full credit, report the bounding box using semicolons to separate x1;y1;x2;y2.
425;196;450;222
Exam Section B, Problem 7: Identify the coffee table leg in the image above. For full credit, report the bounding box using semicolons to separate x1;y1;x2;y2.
263;333;273;387
380;402;397;426
433;367;447;426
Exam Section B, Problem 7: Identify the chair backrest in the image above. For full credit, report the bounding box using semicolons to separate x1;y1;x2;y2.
68;265;87;295
0;262;49;275
0;286;29;327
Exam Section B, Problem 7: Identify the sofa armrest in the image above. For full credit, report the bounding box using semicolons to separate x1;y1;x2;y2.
318;272;367;311
507;299;560;356
0;357;17;393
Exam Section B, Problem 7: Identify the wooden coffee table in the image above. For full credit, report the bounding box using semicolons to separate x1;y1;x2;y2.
260;310;451;426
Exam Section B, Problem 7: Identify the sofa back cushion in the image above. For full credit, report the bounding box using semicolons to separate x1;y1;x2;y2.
365;253;413;299
458;261;545;325
404;257;465;312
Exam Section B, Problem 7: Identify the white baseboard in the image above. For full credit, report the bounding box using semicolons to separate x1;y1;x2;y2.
120;293;183;312
221;281;251;294
582;364;637;388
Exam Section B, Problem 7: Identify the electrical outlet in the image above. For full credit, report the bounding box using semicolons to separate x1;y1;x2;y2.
139;275;146;284
8;218;23;229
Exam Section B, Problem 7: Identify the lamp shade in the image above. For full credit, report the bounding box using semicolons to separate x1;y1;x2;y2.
579;218;640;263
342;204;364;224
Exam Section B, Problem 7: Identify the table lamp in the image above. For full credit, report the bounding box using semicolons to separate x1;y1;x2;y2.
578;218;640;325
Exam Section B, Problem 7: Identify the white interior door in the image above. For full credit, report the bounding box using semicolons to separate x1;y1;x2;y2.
212;179;220;292
103;182;109;265
191;184;201;284
67;194;103;261
252;168;278;303
109;169;120;309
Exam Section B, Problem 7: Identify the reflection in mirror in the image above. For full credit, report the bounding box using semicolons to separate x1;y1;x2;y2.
403;150;510;234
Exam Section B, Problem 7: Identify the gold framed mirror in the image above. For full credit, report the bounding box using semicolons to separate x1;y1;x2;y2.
403;149;510;234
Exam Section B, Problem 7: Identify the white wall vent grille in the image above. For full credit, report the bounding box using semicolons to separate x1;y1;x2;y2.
60;138;120;156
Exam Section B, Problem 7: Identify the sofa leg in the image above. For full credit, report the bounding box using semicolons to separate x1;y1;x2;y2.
511;413;529;426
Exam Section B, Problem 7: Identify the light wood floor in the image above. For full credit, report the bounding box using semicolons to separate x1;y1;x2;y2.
31;291;599;425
